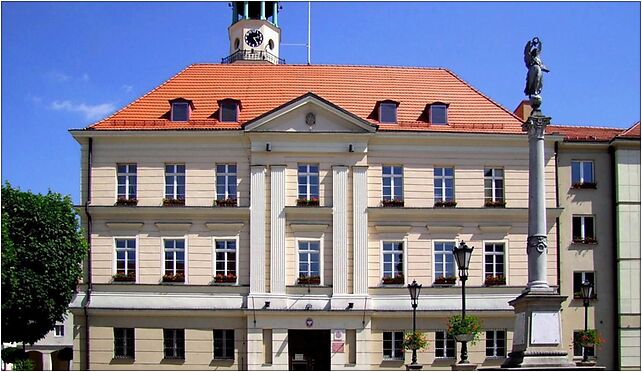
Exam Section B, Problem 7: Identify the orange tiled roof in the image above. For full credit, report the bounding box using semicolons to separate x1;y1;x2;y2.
617;122;640;139
547;125;624;142
87;64;525;134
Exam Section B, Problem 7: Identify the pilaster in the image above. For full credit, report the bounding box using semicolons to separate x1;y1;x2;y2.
352;166;369;295
270;165;286;294
332;166;348;295
250;165;266;294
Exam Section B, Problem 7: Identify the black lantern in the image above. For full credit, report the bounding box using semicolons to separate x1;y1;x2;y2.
453;241;474;279
408;280;422;307
407;280;423;369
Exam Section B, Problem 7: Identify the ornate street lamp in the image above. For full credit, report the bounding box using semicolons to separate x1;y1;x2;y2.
407;280;422;369
580;280;594;363
453;241;474;365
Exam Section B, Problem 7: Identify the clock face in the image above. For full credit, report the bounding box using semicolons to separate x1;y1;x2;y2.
244;29;263;48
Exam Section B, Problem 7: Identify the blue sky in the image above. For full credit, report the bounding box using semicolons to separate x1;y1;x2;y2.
2;2;640;202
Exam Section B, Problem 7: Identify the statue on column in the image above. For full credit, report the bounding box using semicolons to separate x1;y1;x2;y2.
524;37;550;110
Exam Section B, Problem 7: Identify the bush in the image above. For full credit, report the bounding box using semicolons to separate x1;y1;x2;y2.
1;347;26;364
447;315;483;345
13;359;35;371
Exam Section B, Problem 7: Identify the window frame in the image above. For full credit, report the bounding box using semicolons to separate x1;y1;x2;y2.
382;331;405;361
164;163;186;200
434;167;455;202
213;236;239;284
485;330;506;358
382;165;404;202
573;331;596;359
435;331;456;359
114;237;138;281
297;163;320;201
219;101;239;123
433;241;457;281
483;241;507;280
161;237;188;283
216;163;238;202
163;329;185;360
53;323;65;338
379;102;398;124
213;329;235;360
116;163;137;200
571;160;595;185
572;215;596;242
429;104;448;125
484;167;505;204
114;328;135;359
171;102;190;122
380;240;406;283
296;238;323;284
573;271;596;299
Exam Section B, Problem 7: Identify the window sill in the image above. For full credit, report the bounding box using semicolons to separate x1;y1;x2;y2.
111;281;137;285
160;281;185;285
211;282;239;286
571;240;598;245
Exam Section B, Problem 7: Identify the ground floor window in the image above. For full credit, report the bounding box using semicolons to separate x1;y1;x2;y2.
214;329;235;359
163;329;185;359
573;331;595;358
435;331;455;358
383;331;404;360
114;328;135;359
485;330;506;357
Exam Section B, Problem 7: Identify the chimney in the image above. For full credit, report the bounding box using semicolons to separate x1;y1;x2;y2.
513;100;532;122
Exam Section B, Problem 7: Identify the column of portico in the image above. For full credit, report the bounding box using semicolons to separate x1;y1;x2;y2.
352;166;369;295
270;165;286;295
250;165;266;295
332;166;348;295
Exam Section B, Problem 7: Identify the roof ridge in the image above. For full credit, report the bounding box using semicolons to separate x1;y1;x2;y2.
190;62;447;70
442;68;524;124
87;63;196;128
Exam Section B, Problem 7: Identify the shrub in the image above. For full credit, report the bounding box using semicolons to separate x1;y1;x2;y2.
447;315;483;345
13;359;35;371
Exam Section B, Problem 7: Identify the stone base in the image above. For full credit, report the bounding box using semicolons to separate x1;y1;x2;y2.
452;362;478;370
405;363;423;370
575;361;597;367
502;350;575;369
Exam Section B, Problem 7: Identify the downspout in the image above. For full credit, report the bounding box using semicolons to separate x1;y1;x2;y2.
554;141;561;290
609;144;620;370
83;137;93;370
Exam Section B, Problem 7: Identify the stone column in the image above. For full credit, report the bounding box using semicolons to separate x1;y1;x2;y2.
260;1;266;20
270;165;286;294
352;166;369;295
332;166;348;295
250;165;266;294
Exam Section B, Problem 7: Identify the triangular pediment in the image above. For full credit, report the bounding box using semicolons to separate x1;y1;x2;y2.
243;92;377;133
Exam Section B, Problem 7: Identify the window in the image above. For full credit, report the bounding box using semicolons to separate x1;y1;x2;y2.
164;239;185;277
163;329;185;359
434;167;455;202
383;331;404;360
486;330;506;357
382;165;403;201
573;331;595;358
220;101;239;122
298;240;320;279
435;331;455;358
297;164;319;201
215;239;237;278
54;324;64;337
484;242;505;279
115;238;136;277
382;241;404;280
114;328;135;359
216;164;237;202
379;102;397;123
430;104;448;125
572;216;596;243
214;330;235;360
571;160;594;185
171;102;189;122
484;168;504;205
573;272;595;299
117;164;137;200
165;164;185;200
434;242;456;280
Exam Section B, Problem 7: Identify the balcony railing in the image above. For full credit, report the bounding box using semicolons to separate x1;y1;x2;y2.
221;49;285;65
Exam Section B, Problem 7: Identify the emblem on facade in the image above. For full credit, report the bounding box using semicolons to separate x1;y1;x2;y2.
527;235;548;254
305;318;314;327
305;112;316;127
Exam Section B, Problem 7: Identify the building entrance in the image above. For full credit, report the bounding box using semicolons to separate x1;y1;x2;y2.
288;330;331;371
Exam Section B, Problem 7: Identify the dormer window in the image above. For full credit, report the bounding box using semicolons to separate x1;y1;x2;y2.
169;98;194;122
429;103;449;125
378;101;399;123
218;99;241;122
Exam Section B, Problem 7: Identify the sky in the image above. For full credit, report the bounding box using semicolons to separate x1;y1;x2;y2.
1;1;640;203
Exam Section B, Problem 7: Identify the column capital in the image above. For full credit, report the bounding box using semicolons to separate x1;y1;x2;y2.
522;114;551;139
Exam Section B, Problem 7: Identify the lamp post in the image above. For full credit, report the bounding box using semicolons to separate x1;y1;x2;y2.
453;241;474;365
407;280;422;369
580;280;594;363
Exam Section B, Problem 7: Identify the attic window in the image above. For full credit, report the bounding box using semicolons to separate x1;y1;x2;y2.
169;99;193;122
430;104;448;125
218;99;240;122
379;102;398;123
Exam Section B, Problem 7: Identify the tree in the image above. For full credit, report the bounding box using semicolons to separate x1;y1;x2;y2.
1;183;87;345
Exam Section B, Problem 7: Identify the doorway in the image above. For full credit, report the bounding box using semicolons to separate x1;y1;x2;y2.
288;330;331;371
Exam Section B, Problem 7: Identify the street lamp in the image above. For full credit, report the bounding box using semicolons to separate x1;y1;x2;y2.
453;241;474;365
407;280;422;369
580;280;594;363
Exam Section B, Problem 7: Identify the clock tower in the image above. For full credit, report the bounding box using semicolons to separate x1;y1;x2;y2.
223;1;283;65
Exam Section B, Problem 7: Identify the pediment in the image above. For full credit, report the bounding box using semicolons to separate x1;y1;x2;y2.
244;92;377;133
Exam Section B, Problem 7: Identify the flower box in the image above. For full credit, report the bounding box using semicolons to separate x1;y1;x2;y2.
484;200;506;208
214;273;237;283
297;275;321;285
296;198;320;207
575;329;604;347
382;275;405;285
115;198;138;207
572;182;597;189
112;272;135;282
162;273;185;283
215;198;237;207
434;200;457;208
572;237;598;244
382;199;404;207
163;198;185;207
484;275;506;286
447;315;483;345
434;276;457;285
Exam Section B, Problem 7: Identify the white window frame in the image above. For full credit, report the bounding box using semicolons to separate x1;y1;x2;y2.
113;236;139;282
213;329;235;360
382;165;404;201
296;238;323;284
380;240;407;283
164;163;186;200
161;237;188;284
434;167;455;202
430;104;448;125
382;330;405;361
485;329;506;358
435;330;456;359
116;163;137;200
171;102;189;122
483;240;507;280
53;323;65;337
297;163;320;200
216;163;238;201
213;236;239;284
484;167;504;203
572;215;595;240
571;160;594;184
379;102;398;124
433;240;457;282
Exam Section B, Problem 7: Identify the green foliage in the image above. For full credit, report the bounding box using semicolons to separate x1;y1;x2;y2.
575;329;604;346
13;358;35;371
1;347;26;364
1;183;88;345
402;331;428;351
447;314;483;345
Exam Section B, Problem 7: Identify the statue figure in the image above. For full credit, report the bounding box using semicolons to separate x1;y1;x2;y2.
524;37;550;98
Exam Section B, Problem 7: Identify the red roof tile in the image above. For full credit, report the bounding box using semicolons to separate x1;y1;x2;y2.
617;122;640;139
87;64;525;134
547;125;624;142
